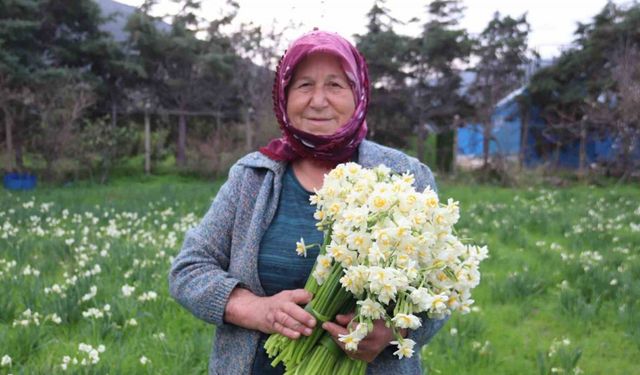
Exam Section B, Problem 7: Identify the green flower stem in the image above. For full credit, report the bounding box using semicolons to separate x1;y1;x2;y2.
285;334;342;375
289;263;352;366
334;355;367;375
303;226;332;294
267;226;360;370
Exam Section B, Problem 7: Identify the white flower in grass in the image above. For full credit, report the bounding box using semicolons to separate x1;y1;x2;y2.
139;356;150;365
390;338;416;359
61;355;71;369
392;313;422;330
1;355;11;367
22;265;40;277
138;291;158;302
121;284;135;297
82;308;104;319
81;285;98;302
47;313;62;324
126;318;138;326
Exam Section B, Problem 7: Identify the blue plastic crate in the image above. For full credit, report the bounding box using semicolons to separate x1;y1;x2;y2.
3;173;37;191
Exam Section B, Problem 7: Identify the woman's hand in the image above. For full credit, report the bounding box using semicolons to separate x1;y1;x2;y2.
224;287;316;339
322;313;406;363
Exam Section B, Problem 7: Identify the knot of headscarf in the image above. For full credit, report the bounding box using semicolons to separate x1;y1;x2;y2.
259;30;370;163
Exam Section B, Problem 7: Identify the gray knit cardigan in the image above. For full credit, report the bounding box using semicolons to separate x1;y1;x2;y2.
169;140;448;375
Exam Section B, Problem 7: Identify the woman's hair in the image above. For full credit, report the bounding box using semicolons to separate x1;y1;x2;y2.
260;30;370;163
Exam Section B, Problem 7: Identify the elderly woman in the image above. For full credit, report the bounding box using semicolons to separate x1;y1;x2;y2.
169;30;447;375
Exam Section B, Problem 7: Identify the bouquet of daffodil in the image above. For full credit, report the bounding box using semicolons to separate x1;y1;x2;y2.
265;162;488;374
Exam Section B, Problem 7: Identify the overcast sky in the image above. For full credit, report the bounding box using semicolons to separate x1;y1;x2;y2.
119;0;633;59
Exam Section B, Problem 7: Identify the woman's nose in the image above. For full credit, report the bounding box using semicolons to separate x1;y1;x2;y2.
309;87;328;108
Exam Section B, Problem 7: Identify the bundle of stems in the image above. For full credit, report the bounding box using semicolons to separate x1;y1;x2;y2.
265;261;352;369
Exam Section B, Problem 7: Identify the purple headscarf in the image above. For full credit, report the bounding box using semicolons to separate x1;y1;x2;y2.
259;30;370;163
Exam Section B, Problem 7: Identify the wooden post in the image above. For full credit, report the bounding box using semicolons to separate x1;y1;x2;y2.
452;122;458;174
578;118;587;178
177;113;187;167
3;109;14;171
144;105;151;175
483;121;491;168
245;107;255;152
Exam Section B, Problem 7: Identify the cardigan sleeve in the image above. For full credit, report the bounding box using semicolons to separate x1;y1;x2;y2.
405;157;450;347
168;164;243;326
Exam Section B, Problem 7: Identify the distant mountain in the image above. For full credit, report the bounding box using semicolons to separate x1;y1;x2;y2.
96;0;170;42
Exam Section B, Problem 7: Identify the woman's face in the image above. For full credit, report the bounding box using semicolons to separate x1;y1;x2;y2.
286;53;356;136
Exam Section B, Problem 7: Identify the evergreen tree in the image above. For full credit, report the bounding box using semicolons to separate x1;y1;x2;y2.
126;0;238;168
355;0;412;148
469;12;533;167
0;0;42;170
408;0;472;170
1;0;126;173
529;2;640;175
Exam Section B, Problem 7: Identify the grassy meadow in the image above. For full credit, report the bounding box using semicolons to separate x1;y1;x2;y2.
1;175;638;374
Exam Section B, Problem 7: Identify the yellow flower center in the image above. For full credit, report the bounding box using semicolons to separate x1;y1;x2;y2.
373;196;387;209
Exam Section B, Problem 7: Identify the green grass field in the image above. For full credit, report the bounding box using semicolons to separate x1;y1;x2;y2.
1;176;638;374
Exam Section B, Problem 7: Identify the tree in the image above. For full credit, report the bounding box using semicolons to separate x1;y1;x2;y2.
0;0;41;170
127;0;239;168
529;2;640;176
1;0;126;174
355;0;412;148
31;71;95;177
407;0;473;170
469;12;534;168
230;21;288;151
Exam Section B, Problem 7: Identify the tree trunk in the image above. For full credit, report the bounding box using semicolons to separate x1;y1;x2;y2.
3;108;14;171
111;101;117;129
452;126;458;174
578;121;587;178
144;108;151;175
100;101;119;184
436;130;454;173
245;108;253;153
618;125;632;177
482;121;492;168
15;141;24;170
553;142;561;171
177;112;187;168
416;124;426;164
